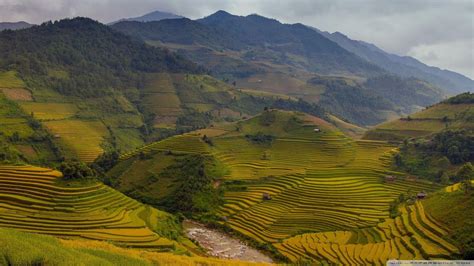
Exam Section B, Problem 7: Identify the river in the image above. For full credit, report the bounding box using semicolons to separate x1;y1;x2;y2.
183;220;274;263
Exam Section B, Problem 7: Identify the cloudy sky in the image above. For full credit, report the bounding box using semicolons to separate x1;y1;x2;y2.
1;0;473;79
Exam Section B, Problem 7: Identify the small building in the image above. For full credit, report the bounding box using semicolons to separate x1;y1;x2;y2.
262;193;272;200
53;134;61;138
313;128;321;133
417;192;427;199
385;175;396;182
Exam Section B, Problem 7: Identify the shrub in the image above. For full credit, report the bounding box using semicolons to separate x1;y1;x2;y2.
59;161;96;179
245;132;275;145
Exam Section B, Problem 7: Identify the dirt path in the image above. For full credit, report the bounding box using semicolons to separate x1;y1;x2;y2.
183;220;274;263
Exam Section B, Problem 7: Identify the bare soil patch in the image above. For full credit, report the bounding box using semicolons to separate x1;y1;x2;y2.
0;88;33;101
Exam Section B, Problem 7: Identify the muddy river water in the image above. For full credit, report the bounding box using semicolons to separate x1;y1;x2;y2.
183;220;274;263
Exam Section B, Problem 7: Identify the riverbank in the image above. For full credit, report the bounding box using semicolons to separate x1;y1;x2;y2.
183;220;274;264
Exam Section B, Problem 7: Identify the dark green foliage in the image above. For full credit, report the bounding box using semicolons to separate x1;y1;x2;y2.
176;111;212;132
201;135;214;146
313;77;393;125
0;18;203;97
394;130;474;182
199;11;382;76
0;139;21;163
159;155;221;214
112;19;243;50
259;110;276;126
364;74;443;113
430;130;474;164
443;92;474;104
8;132;20;142
457;163;473;192
91;150;120;173
59;161;96;179
245;132;275;145
115;12;383;76
272;98;327;120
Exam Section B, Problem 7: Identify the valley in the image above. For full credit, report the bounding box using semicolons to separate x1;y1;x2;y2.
0;6;473;266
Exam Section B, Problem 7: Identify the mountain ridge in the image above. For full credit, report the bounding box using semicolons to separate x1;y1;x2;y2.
0;21;34;31
109;10;183;24
317;29;473;94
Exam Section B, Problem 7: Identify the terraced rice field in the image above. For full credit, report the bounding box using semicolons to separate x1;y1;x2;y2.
0;165;178;251
43;119;108;162
120;133;210;161
141;73;182;128
215;133;440;244
115;111;456;263
275;201;458;264
20;102;78;120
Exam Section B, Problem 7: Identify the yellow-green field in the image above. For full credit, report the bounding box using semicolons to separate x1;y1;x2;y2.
364;102;474;141
275;201;458;264
113;110;455;263
0;71;26;88
20;102;79;120
0;227;272;266
0;93;33;139
0;165;181;251
141;73;182;129
43;119;108;162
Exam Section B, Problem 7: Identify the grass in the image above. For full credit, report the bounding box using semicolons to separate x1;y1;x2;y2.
0;94;34;139
20;102;79;120
43;119;108;162
423;190;474;257
0;227;270;266
275;200;458;264
0;165;186;251
0;71;26;88
364;101;474;141
110;110;459;264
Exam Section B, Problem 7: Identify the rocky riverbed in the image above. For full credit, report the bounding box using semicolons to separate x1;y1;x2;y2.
183;220;274;263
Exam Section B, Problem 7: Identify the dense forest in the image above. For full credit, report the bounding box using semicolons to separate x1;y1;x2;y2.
0;18;203;97
394;130;474;182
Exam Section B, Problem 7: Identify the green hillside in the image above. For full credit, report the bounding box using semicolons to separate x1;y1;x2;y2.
0;11;471;266
0;19;332;164
0;227;267;265
112;13;445;126
423;189;474;259
107;109;463;263
363;93;473;182
364;92;474;141
0;165;187;251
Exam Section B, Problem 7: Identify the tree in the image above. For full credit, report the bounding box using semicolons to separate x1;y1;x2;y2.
394;153;403;167
59;161;95;180
457;162;473;192
9;132;20;142
447;146;462;164
437;156;451;168
440;172;450;185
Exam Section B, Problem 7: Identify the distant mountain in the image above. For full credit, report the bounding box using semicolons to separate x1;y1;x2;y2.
110;10;183;24
113;18;242;50
316;30;473;95
0;21;33;31
197;11;383;76
112;11;448;126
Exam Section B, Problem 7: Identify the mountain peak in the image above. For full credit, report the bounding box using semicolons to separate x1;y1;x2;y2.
203;10;235;20
110;10;183;24
0;21;34;31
